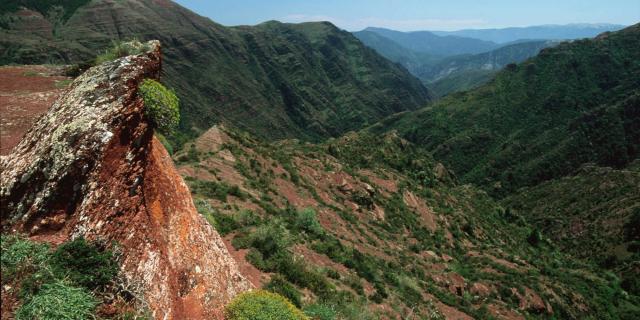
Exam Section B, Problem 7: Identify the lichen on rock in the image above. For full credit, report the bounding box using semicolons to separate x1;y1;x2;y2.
0;40;252;319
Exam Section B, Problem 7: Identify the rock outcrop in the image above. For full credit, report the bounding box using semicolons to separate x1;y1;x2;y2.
0;41;252;319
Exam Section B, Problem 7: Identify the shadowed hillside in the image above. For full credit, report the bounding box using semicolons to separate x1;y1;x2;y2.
0;0;431;143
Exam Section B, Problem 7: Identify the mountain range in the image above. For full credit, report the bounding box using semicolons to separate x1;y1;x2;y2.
355;24;625;95
432;23;627;43
1;1;639;319
1;0;430;144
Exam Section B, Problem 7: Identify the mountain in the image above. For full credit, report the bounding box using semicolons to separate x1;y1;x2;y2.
503;162;640;297
355;27;558;96
172;124;639;319
433;23;627;43
0;42;252;319
352;30;441;75
361;27;500;56
371;23;640;196
422;40;558;96
0;0;431;143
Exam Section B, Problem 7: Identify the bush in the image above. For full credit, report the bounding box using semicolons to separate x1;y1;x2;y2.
1;234;50;280
225;290;308;320
95;40;150;64
296;208;324;236
304;303;337;320
16;281;97;320
139;79;180;135
265;275;302;307
49;237;118;290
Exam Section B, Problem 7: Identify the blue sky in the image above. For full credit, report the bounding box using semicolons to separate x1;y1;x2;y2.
174;0;639;31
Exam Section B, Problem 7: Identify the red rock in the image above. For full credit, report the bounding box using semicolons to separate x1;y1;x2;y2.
470;282;491;297
0;41;252;319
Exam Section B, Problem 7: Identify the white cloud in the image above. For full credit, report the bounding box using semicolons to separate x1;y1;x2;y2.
280;14;488;31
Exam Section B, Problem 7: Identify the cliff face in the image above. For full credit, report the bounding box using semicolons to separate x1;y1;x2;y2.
0;41;252;319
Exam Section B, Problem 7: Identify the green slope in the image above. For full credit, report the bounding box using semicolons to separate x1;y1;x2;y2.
0;0;431;142
372;24;640;196
421;40;558;96
503;162;640;296
177;124;640;319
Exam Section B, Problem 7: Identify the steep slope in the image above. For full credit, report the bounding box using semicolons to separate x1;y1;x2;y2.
502;162;640;296
353;30;442;75
0;0;431;142
420;40;558;96
371;24;640;196
173;124;639;319
0;41;252;319
432;23;627;43
362;27;499;56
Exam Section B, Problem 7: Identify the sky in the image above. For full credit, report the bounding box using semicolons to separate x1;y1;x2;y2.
173;0;639;31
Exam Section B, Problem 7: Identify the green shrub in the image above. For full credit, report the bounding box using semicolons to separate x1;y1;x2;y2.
15;281;97;320
296;208;324;236
0;234;50;280
139;79;180;135
225;290;308;320
49;237;118;290
265;275;302;307
95;40;150;64
304;303;337;320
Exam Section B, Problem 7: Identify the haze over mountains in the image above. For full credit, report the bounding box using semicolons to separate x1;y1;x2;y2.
1;1;639;319
354;23;626;95
431;23;627;43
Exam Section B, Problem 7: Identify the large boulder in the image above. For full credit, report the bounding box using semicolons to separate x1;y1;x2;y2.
0;41;252;319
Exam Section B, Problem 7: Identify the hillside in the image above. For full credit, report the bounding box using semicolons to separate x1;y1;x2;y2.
503;162;640;297
432;23;627;43
361;27;499;56
355;28;557;96
170;124;639;319
352;30;441;76
0;0;431;143
420;40;557;96
371;23;640;196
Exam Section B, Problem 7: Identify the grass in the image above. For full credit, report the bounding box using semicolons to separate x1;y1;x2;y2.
95;40;151;64
15;281;97;320
0;235;132;319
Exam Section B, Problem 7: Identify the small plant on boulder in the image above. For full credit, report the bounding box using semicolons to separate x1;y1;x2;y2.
95;40;151;64
139;79;180;135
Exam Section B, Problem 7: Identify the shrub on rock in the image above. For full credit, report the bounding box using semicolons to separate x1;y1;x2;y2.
139;79;180;135
225;290;308;320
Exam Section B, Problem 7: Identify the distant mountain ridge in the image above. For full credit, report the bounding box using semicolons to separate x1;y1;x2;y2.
432;23;627;43
355;27;559;95
360;27;500;56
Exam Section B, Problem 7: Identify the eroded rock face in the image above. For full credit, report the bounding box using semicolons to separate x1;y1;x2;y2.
0;41;252;319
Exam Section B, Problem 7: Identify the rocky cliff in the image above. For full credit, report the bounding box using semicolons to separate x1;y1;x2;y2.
0;41;252;319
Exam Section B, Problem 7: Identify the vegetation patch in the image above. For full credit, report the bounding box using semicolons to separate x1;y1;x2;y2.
139;79;180;135
225;290;308;320
15;281;97;320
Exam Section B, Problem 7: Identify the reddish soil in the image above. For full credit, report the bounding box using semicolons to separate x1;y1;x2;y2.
0;65;70;155
223;234;269;287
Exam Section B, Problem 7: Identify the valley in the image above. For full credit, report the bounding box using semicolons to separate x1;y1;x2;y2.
1;1;638;319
